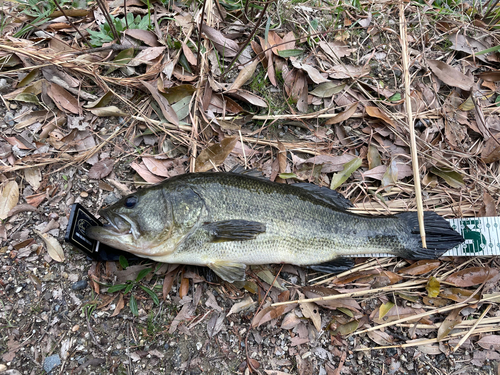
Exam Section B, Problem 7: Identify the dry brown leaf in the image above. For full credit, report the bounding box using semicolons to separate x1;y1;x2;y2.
325;102;358;125
477;335;500;350
142;157;171;178
427;60;474;91
448;33;492;63
226;89;267;107
110;293;125;317
268;31;295;55
179;276;189;299
88;158;114;179
195;137;238;172
291;59;329;84
298;291;322;331
47;83;80;114
123;29;160;46
281;311;301;329
227;296;256;317
201;24;239;58
478;71;500;82
319;41;354;60
446;267;498;287
258;36;277;87
365;106;395;127
129;47;166;67
251;305;286;328
36;230;65;262
398;260;441;275
437;307;462;341
372;306;425;324
182;42;197;66
481;133;500;164
163;267;180;300
141;80;179;125
229;59;259;90
478;192;497;217
328;65;370;79
277;140;287;174
367;330;394;346
440;287;480;303
302;286;361;312
87;106;128;117
0;180;19;220
130;161;164;184
24;167;41;191
208;93;245;114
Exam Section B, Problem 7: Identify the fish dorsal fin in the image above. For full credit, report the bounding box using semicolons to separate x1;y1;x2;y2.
208;261;247;282
229;165;267;179
203;220;266;242
293;183;353;210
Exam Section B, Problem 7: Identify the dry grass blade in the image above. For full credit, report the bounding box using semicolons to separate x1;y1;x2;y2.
354;325;500;351
452;304;492;352
353;294;499;336
272;279;426;307
399;0;426;247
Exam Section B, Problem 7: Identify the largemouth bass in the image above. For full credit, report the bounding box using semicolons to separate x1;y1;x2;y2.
87;170;464;282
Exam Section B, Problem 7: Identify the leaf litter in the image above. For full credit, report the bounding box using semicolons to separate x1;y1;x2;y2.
1;0;500;373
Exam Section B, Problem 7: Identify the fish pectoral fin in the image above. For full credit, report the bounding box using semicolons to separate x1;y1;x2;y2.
208;261;247;283
203;220;266;242
306;257;355;274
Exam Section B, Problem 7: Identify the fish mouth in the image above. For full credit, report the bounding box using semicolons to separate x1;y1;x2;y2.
86;210;140;242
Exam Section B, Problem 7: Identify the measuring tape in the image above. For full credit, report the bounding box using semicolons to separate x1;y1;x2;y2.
446;217;500;257
350;217;500;258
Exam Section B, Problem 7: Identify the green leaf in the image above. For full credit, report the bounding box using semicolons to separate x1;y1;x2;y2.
378;301;395;319
108;284;128;293
139;285;160;305
430;167;465;189
278;173;298;179
277;49;304;58
388;93;401;102
129;295;138;316
330;157;362;190
171;95;192;121
136;267;152;282
119;255;129;269
310;82;345;98
337;307;354;317
124;282;134;294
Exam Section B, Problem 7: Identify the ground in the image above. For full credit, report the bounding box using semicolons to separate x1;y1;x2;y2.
1;0;500;373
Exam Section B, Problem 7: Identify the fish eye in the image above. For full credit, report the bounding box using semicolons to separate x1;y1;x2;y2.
124;196;138;209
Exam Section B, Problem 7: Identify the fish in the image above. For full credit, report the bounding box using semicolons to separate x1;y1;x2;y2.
87;169;465;283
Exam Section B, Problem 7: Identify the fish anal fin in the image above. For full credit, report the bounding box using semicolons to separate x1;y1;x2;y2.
208;261;247;283
203;220;266;242
307;257;355;274
293;183;353;210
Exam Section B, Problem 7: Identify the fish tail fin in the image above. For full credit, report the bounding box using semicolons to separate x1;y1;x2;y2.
396;211;464;259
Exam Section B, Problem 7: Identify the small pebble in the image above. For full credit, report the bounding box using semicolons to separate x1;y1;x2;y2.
71;280;88;291
43;354;61;373
4;112;15;126
9;103;17;110
72;324;80;332
3;370;22;375
80;191;88;198
0;78;9;92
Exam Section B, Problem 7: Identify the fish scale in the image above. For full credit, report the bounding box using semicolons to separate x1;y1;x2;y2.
87;171;464;282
